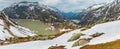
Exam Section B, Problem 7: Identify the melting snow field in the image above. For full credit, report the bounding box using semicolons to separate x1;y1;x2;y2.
0;11;37;40
0;18;36;40
0;29;81;49
0;20;120;49
81;20;120;45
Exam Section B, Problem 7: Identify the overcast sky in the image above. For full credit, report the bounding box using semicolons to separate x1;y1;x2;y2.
0;0;114;12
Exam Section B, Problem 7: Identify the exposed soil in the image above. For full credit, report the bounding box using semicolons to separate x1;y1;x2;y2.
80;39;120;49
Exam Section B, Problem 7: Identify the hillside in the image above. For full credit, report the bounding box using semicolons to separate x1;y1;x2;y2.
0;11;36;40
3;1;64;23
0;0;120;49
0;20;119;49
76;0;120;27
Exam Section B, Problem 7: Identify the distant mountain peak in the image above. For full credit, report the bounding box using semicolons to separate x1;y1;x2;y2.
3;1;64;23
75;0;120;26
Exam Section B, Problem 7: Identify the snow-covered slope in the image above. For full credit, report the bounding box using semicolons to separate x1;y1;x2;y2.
0;20;120;49
0;12;36;40
80;20;120;45
76;0;120;26
0;29;80;49
85;4;104;12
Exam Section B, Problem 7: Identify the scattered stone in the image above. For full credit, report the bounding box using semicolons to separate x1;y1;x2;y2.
90;32;104;38
48;45;66;49
68;33;85;42
72;38;92;47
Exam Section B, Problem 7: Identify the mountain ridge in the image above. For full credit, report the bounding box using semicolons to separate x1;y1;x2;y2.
3;1;65;23
76;0;120;27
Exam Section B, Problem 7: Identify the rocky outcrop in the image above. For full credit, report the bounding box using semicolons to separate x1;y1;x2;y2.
0;11;36;40
76;0;120;27
3;1;64;23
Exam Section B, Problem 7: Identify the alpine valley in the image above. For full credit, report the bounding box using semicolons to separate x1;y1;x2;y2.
0;0;120;49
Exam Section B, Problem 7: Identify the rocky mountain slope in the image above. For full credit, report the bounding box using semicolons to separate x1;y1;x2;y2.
3;1;64;23
76;0;120;27
0;20;120;49
0;11;36;40
62;12;77;20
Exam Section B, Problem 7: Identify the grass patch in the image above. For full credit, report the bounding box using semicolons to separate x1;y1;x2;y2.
80;24;94;31
72;38;91;47
15;19;59;35
68;33;85;42
81;39;120;49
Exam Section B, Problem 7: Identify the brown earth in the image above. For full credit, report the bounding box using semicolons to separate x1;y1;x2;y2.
80;39;120;49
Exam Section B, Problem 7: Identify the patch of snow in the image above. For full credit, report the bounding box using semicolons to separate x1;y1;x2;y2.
0;19;4;25
16;26;36;36
3;30;14;39
0;26;13;40
86;4;104;12
90;4;103;10
0;29;80;49
41;9;46;12
9;26;27;37
0;12;36;40
29;6;34;10
59;28;72;33
117;16;120;20
9;26;36;37
80;20;120;45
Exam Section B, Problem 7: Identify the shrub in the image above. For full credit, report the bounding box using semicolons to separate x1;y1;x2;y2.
68;33;85;42
72;38;91;47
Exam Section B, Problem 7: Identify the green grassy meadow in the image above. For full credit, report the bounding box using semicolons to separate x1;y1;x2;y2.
15;19;59;35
